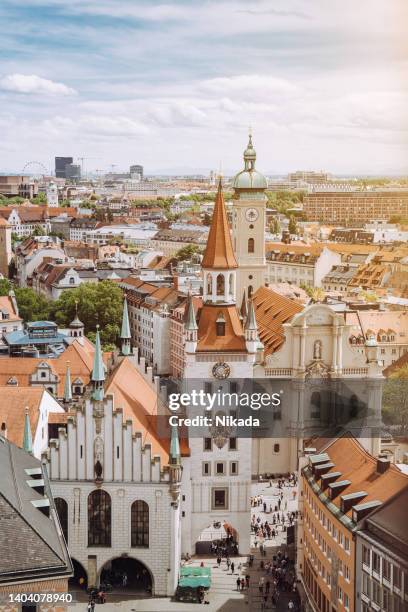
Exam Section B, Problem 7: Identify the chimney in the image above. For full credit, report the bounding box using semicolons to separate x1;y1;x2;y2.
376;457;391;474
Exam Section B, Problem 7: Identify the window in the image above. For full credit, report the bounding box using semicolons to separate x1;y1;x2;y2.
41;371;47;378
229;437;237;450
310;391;321;419
372;580;381;605
216;462;225;475
212;488;228;510
216;273;225;296
383;559;391;580
204;437;212;451
230;461;238;475
202;461;211;476
363;545;370;566
362;572;370;596
274;443;280;453
54;497;68;543
248;238;255;253
216;313;226;336
131;500;149;547
88;490;111;547
373;551;381;573
394;566;402;589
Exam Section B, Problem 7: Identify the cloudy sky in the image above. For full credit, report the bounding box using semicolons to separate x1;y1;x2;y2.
0;0;407;175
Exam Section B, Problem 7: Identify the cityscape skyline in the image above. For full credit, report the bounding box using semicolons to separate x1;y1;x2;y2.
0;0;407;175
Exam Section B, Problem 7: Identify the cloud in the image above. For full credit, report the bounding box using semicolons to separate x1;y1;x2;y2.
0;73;77;96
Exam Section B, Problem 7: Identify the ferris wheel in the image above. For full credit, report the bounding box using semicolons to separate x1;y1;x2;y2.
21;161;49;180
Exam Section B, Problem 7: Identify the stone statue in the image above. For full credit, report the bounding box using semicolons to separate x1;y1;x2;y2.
313;339;322;360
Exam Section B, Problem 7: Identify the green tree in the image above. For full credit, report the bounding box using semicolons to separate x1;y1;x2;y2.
14;287;51;321
50;281;123;346
202;212;212;226
0;278;11;296
32;192;47;204
288;215;298;235
382;365;408;432
32;225;46;236
269;217;280;234
174;244;201;261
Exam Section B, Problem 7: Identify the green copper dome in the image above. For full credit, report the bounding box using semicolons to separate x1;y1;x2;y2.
232;134;267;190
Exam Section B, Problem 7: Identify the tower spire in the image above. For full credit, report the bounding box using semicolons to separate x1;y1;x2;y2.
91;325;105;401
169;423;181;465
23;408;33;454
201;178;237;270
240;288;248;321
120;295;131;356
63;361;73;403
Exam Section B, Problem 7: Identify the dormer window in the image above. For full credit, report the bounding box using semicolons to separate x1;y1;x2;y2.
216;313;226;336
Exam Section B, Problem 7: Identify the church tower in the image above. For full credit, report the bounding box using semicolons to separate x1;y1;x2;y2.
181;179;256;558
232;134;268;302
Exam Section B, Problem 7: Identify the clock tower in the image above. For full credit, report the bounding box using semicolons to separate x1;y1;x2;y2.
232;134;268;302
180;179;258;558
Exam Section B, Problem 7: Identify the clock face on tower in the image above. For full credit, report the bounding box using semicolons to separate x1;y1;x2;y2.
212;362;231;380
245;208;259;222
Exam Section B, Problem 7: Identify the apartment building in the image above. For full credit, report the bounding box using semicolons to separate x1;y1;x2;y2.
322;265;356;295
299;437;408;612
303;191;408;225
355;487;408;612
265;243;341;287
0;206;77;238
169;295;202;379
0;175;38;199
119;277;181;374
346;310;408;368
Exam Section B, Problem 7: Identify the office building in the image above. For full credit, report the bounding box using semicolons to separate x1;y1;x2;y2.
65;163;81;181
130;164;143;179
55;156;73;179
303;191;408;225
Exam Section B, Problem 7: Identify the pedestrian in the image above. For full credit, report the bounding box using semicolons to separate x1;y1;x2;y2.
241;578;245;591
246;574;250;589
226;557;231;570
236;577;241;591
122;571;127;587
259;576;265;594
266;579;271;594
231;561;235;574
217;556;221;568
263;502;267;512
288;600;294;610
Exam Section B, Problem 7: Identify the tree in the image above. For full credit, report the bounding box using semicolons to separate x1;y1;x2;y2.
14;287;52;321
269;217;280;235
202;212;212;226
0;278;11;296
288;215;298;235
175;244;201;261
32;225;46;236
32;192;47;204
50;281;123;346
382;365;408;433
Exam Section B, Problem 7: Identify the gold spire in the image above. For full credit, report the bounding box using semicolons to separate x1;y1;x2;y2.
201;178;238;270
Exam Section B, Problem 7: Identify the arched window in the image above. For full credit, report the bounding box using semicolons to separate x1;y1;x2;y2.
88;490;111;547
248;238;255;253
248;285;253;298
216;274;225;296
349;394;359;419
131;500;149;547
207;273;212;295
310;391;321;419
54;497;68;543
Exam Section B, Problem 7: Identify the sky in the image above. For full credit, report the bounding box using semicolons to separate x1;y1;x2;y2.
0;0;407;176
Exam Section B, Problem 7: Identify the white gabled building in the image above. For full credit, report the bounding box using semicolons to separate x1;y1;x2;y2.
46;323;183;596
